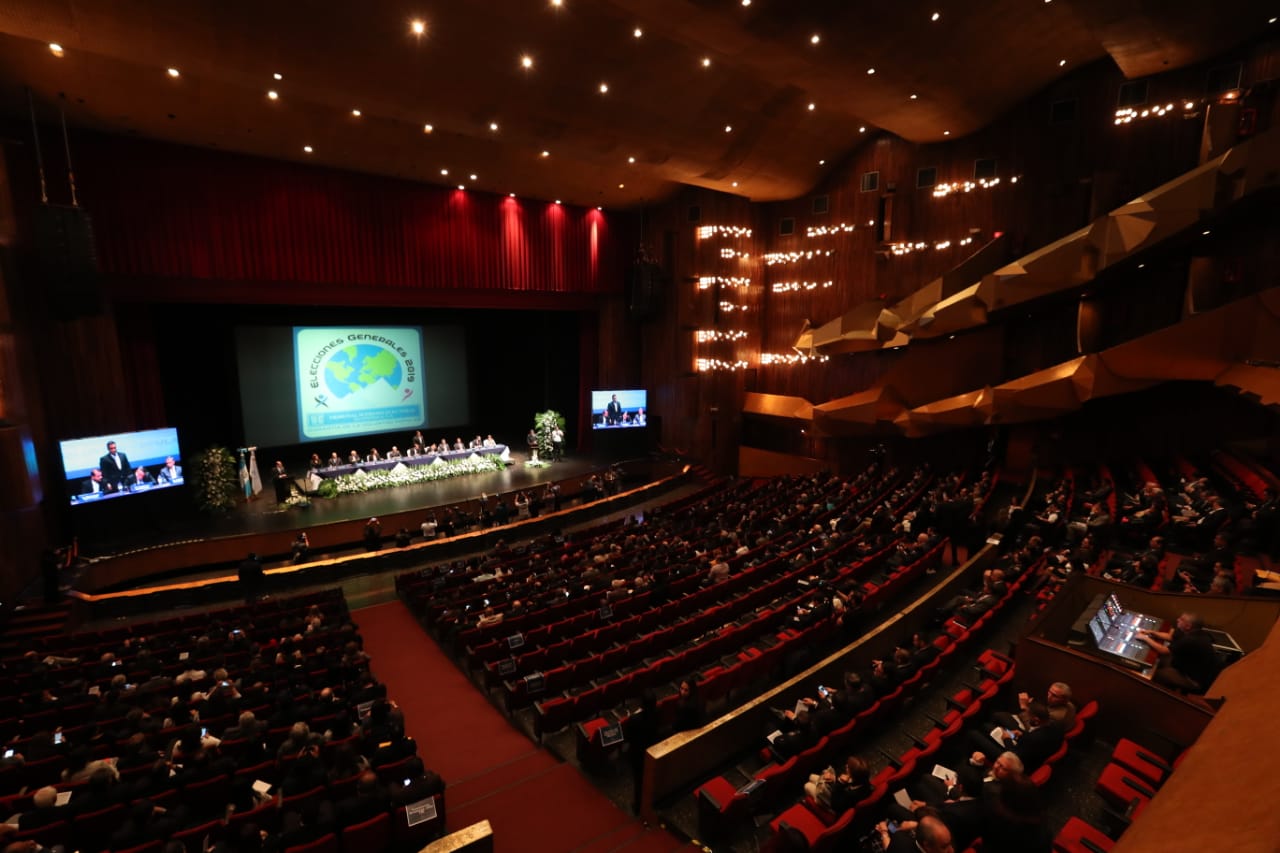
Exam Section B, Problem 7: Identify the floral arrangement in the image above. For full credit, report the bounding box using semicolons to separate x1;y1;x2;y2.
189;445;240;514
326;454;505;496
533;410;565;458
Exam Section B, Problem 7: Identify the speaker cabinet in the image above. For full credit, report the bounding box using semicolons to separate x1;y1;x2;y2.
34;204;100;318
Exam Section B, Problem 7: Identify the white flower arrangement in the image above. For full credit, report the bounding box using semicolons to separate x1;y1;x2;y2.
328;455;505;495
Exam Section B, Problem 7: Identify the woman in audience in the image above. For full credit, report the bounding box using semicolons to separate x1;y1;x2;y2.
804;755;872;814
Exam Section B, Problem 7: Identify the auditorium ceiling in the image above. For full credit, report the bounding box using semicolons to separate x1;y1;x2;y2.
0;0;1274;208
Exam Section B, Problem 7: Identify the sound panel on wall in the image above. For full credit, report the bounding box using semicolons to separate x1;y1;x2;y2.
34;204;100;318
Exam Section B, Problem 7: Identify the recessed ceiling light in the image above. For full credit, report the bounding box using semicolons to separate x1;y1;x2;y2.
1059;59;1067;67
943;130;951;135
470;174;478;181
1011;176;1019;183
701;57;712;68
48;43;63;57
489;121;499;131
731;181;739;187
633;27;643;38
551;0;562;6
1137;263;1145;269
931;12;941;21
303;145;313;153
599;82;609;94
521;55;534;69
628;156;636;163
411;19;426;35
618;183;625;189
596;206;603;210
457;185;465;190
351;108;362;117
866;67;875;75
1202;230;1211;236
910;94;918;100
440;168;449;176
742;0;751;5
273;72;283;81
808;102;816;111
267;90;279;100
541;150;550;157
167;67;180;78
724;125;732;132
555;200;561;205
510;193;516;198
1271;16;1278;23
810;34;821;45
819;159;825;165
859;126;866;133
423;124;434;133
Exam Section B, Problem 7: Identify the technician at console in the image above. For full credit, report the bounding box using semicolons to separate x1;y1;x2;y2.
1136;611;1218;693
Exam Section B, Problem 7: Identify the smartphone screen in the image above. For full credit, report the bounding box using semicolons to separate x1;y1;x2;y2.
54;733;64;745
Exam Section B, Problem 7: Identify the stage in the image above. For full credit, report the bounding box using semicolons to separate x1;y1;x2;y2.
64;454;691;602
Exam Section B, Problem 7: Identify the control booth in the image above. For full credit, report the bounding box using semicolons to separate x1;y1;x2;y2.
1069;592;1166;677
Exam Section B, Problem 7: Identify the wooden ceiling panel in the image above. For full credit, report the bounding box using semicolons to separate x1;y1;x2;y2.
0;0;1271;208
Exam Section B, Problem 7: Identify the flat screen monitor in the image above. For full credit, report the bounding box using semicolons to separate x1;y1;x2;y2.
61;427;183;506
591;389;647;429
1104;593;1124;620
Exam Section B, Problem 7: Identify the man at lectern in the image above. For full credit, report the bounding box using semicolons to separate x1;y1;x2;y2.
272;460;291;503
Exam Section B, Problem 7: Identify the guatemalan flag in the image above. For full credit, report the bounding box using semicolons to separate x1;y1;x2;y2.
240;452;252;499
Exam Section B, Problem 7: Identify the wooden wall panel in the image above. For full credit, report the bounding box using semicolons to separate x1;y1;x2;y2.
638;39;1280;470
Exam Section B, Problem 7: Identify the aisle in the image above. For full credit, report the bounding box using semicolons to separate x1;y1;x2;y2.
357;601;690;852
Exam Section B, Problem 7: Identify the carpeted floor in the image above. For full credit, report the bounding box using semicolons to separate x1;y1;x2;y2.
358;600;692;852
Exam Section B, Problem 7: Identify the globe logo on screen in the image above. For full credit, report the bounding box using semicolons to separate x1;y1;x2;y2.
323;344;404;399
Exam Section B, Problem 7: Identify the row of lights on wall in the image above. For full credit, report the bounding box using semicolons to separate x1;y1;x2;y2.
806;223;859;237
764;249;834;266
771;280;834;293
1114;100;1202;125
887;235;976;256
695;329;750;342
931;176;1017;199
761;352;830;366
697;225;753;239
695;358;750;372
697;275;752;290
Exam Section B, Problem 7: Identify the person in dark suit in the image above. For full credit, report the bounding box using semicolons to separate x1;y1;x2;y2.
272;460;291;502
99;440;131;491
969;702;1063;773
156;456;183;485
333;770;389;828
81;468;108;495
388;756;444;806
605;394;623;426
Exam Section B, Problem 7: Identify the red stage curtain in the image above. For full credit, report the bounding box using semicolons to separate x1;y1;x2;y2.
72;135;621;300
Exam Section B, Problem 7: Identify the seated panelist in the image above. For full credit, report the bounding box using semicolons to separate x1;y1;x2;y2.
157;456;183;485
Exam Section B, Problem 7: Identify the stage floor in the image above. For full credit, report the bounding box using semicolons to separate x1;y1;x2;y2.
80;454;606;560
68;453;675;595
